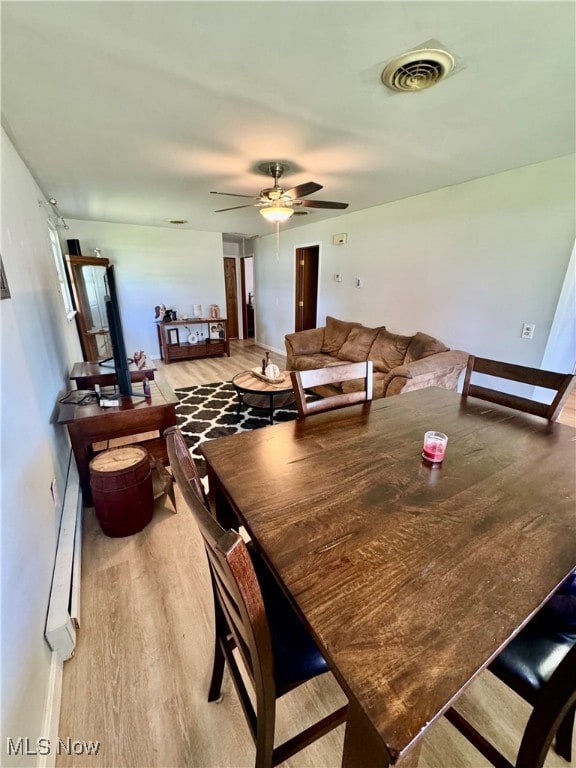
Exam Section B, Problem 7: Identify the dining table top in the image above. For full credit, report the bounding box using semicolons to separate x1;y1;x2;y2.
201;386;576;764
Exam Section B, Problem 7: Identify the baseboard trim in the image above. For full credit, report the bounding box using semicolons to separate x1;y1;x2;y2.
37;651;63;768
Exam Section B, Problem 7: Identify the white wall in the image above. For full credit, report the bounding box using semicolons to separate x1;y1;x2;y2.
254;155;575;370
64;221;225;358
1;129;82;764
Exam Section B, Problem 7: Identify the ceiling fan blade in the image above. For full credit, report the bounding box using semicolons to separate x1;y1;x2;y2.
211;191;258;199
214;204;255;212
283;181;323;199
296;199;349;209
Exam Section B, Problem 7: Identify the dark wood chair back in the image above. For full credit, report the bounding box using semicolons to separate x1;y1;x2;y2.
445;619;576;768
461;355;575;421
165;426;347;767
290;361;373;417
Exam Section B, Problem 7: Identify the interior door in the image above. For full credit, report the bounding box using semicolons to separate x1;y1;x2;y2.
223;257;239;339
294;246;319;331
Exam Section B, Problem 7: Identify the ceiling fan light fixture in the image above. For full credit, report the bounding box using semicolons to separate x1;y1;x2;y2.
260;205;294;223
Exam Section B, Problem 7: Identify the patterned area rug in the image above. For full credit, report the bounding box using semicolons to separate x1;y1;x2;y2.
175;381;298;477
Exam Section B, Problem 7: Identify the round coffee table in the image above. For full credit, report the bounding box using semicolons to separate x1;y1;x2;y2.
231;370;295;424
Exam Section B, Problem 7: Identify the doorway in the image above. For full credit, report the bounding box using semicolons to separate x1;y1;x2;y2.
223;257;239;339
240;256;255;338
294;245;319;331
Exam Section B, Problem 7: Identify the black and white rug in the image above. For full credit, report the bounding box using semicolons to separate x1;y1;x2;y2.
175;381;298;477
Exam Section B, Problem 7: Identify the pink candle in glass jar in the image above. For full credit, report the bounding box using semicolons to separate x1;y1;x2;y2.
422;431;448;463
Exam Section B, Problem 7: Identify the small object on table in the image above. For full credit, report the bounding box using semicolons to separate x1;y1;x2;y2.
143;378;151;398
422;431;448;464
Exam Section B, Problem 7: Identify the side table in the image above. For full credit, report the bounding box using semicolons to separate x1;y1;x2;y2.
231;370;295;425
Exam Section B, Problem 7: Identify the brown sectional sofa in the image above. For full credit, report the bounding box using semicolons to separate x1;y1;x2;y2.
285;316;468;399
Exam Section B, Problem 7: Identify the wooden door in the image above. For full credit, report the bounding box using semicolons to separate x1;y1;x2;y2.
223;257;239;339
294;246;319;331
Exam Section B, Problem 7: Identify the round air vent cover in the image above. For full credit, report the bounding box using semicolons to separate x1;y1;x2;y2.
381;48;455;92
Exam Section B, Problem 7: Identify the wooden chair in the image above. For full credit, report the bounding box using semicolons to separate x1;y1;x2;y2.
445;609;576;768
165;426;347;768
462;355;575;421
290;361;373;417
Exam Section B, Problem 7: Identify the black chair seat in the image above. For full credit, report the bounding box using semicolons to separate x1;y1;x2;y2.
489;620;576;705
250;548;329;689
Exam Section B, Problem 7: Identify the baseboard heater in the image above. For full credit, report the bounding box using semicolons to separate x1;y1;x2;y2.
45;453;82;661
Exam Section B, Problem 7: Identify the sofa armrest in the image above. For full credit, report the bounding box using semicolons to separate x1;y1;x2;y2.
285;327;325;369
382;350;469;397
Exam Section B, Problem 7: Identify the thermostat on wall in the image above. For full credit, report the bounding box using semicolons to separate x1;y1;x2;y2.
332;233;347;245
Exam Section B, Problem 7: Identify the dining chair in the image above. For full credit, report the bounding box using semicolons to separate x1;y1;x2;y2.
165;426;347;768
461;355;575;421
290;360;373;417
444;606;576;768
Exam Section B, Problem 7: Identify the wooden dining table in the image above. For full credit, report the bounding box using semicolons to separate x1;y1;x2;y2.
201;387;576;767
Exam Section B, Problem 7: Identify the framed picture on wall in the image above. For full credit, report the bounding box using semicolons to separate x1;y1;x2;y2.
1;257;10;299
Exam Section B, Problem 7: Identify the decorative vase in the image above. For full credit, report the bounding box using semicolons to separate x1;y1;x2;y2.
265;363;280;381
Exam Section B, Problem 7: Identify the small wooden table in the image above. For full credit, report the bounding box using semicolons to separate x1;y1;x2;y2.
231;370;295;424
202;387;576;767
69;361;156;389
58;379;178;506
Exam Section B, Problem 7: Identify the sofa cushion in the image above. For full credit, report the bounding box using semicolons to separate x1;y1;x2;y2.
336;326;380;362
369;329;413;373
321;316;361;355
405;332;449;364
291;353;346;371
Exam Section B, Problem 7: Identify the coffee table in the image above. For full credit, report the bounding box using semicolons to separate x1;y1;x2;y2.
231;370;295;424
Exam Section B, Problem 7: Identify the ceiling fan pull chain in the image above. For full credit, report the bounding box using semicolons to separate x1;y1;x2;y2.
276;222;280;262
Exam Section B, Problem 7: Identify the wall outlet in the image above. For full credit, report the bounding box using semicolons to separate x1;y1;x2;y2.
521;322;535;339
332;233;347;245
334;273;343;282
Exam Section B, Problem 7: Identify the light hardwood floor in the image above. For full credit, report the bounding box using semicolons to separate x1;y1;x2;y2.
57;341;575;768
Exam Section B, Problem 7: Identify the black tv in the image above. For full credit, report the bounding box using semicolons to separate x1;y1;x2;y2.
103;265;134;397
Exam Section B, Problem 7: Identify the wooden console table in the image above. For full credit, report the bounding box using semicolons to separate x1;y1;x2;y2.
58;379;178;505
156;318;230;363
69;360;156;389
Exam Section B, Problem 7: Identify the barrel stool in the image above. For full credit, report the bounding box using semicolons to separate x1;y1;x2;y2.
89;445;154;537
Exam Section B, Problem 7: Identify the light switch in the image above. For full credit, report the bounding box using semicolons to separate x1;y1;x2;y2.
332;233;347;245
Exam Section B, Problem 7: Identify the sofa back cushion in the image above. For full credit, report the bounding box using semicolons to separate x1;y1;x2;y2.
405;332;449;364
321;316;361;355
336;325;380;362
369;329;413;372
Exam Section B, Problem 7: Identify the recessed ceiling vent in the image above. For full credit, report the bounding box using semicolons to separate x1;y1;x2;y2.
381;48;455;92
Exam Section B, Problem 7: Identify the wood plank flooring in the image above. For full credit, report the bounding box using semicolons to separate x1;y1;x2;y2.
57;341;575;768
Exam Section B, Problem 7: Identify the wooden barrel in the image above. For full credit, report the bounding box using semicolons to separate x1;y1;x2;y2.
90;446;154;537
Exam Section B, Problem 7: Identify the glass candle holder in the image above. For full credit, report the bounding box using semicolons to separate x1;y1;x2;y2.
422;431;448;464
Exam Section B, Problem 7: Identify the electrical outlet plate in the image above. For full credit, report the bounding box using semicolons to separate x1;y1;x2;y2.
334;273;343;282
521;323;535;339
332;233;347;245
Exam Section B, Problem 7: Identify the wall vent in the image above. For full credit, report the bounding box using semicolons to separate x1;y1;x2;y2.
381;48;455;92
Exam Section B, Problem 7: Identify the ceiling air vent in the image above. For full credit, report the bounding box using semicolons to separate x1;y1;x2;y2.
381;48;454;92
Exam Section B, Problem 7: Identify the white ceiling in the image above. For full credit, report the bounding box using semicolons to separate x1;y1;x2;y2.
2;1;574;238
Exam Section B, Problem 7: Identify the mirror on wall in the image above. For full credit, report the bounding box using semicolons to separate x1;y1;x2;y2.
66;256;112;361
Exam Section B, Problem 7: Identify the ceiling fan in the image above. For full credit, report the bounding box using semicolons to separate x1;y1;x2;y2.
211;162;349;222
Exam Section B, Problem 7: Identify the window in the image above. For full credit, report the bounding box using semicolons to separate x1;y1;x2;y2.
48;222;76;320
